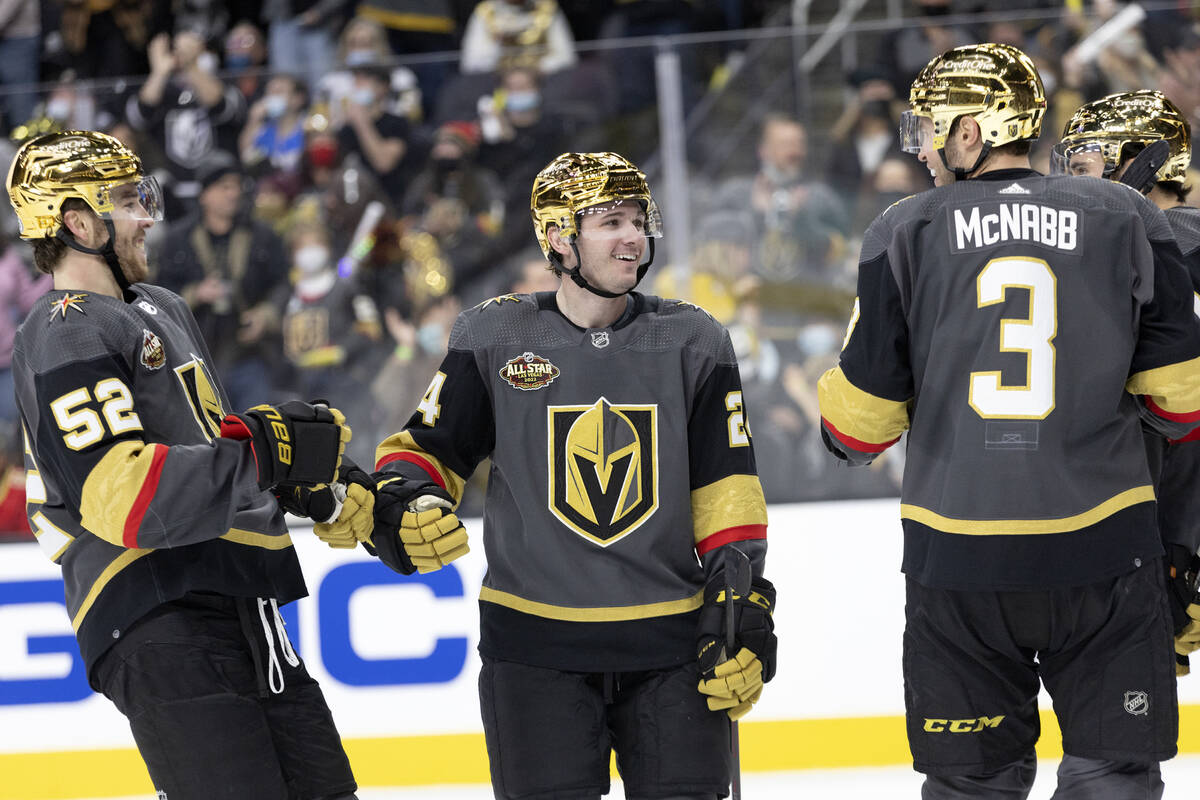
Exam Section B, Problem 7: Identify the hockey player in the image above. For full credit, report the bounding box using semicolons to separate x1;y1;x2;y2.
1054;90;1200;675
319;151;777;799
818;44;1200;797
7;130;359;800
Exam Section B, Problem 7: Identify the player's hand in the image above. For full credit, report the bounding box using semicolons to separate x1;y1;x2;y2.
220;400;349;489
1166;544;1200;667
312;460;377;549
696;574;777;720
371;475;468;574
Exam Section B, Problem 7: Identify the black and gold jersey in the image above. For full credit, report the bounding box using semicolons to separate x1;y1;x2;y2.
375;292;768;672
818;169;1200;590
13;283;304;676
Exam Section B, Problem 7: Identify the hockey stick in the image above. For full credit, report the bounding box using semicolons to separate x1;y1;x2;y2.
1118;139;1170;195
724;546;752;800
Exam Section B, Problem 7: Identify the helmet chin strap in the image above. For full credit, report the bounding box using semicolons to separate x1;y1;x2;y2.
56;219;130;291
938;142;992;181
556;237;655;299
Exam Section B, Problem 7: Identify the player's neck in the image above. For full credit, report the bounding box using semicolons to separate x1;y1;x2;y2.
52;252;123;299
971;151;1031;178
1147;185;1182;211
555;279;626;329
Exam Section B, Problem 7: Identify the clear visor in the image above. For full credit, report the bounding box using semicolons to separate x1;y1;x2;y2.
575;198;664;240
97;176;165;224
899;110;931;154
1049;141;1114;178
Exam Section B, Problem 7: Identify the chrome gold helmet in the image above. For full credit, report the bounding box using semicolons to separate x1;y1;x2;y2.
530;151;663;261
1051;91;1191;185
901;42;1046;156
7;129;163;240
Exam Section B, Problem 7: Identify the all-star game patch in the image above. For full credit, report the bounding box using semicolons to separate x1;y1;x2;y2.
499;352;560;391
140;329;166;370
48;292;87;321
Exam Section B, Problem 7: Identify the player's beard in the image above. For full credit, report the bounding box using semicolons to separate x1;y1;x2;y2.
114;230;149;284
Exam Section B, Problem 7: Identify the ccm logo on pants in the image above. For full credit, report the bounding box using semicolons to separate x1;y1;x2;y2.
923;716;1006;733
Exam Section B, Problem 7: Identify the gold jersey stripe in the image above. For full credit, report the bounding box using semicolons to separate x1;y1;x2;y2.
479;586;703;621
901;485;1155;534
78;440;159;547
71;548;153;631
1127;355;1200;414
376;430;467;502
817;365;910;446
691;474;767;545
219;528;295;550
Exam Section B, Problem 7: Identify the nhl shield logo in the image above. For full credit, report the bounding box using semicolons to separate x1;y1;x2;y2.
1124;691;1149;716
140;329;166;370
547;398;658;546
590;331;610;349
499;352;560;391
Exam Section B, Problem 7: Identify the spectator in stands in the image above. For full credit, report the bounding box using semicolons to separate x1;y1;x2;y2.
508;249;559;295
280;221;383;465
156;153;288;409
335;65;412;206
403;121;505;302
826;68;902;220
460;0;578;75
873;0;972;97
261;0;347;95
239;73;310;176
0;233;49;426
0;428;31;542
355;0;457;113
56;0;157;79
0;0;40;130
127;30;246;217
1159;31;1200;155
223;21;269;105
316;15;423;129
712;114;850;286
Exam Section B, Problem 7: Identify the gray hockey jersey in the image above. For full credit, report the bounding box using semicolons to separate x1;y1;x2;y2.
818;169;1200;590
13;283;304;675
374;292;768;671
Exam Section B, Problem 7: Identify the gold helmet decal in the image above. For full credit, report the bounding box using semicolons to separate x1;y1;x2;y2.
903;42;1046;154
1052;90;1192;185
530;151;663;259
548;398;658;546
7;129;162;240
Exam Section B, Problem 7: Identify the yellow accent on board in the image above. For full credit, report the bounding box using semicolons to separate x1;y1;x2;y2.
901;485;1156;535
691;474;767;545
7;707;1200;798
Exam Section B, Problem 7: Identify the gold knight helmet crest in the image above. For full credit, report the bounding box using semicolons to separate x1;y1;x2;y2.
141;329;165;370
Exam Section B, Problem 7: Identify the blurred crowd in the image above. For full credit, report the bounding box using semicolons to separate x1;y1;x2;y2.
0;0;1197;538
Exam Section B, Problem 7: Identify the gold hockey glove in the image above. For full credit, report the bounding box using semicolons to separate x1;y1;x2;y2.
696;573;777;720
295;459;376;549
371;475;468;574
1166;544;1200;669
221;400;349;489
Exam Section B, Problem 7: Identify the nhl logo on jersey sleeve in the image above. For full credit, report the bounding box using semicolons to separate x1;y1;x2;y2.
140;329;166;370
499;352;560;391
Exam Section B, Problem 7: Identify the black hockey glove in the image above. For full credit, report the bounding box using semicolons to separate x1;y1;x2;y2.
1166;544;1200;675
277;458;376;549
368;473;468;575
220;400;349;490
696;573;777;720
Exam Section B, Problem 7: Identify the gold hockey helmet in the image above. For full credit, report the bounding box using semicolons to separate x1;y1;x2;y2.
7;129;163;240
530;151;663;260
901;42;1046;155
1051;90;1192;185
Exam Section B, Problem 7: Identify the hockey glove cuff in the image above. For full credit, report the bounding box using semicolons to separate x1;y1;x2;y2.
305;459;377;549
1166;545;1200;657
221;400;349;489
371;474;468;574
696;574;777;720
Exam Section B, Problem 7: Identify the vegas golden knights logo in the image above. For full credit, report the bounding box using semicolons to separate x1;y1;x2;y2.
174;356;226;440
548;398;658;546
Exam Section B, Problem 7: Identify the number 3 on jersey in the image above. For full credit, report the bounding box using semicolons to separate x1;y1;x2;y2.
417;371;447;426
968;257;1056;420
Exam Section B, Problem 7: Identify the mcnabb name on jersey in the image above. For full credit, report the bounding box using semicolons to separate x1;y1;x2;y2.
951;202;1081;253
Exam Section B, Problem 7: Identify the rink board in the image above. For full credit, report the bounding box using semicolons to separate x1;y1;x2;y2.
2;499;1198;798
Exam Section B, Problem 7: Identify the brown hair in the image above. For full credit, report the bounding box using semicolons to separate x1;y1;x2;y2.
28;198;89;275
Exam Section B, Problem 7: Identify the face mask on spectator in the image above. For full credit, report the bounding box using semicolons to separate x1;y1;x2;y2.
433;156;463;176
417;322;445;354
226;53;252;71
352;87;376;107
264;94;288;119
345;49;378;67
505;91;540;113
45;97;72;121
294;244;331;274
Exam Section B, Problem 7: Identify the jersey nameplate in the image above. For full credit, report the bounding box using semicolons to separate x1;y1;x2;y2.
950;203;1080;254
